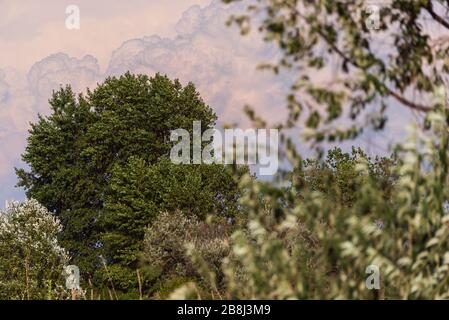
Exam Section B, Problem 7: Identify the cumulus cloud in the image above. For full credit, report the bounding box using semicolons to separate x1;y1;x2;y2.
0;0;211;72
0;71;10;104
28;53;100;98
0;68;31;203
106;1;291;127
0;54;101;204
27;53;101;116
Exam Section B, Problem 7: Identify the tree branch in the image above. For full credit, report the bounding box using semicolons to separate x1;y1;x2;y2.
318;32;432;112
384;88;433;112
316;26;433;112
426;0;449;30
289;2;434;112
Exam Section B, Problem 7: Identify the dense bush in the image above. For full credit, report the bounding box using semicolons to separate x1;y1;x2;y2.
142;211;232;296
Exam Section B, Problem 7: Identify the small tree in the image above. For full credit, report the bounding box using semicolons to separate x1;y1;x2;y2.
142;211;231;278
0;199;68;300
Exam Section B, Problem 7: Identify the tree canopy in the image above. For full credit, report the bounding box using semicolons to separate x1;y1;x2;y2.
16;73;242;282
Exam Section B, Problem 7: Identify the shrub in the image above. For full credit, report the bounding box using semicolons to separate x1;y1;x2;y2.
142;211;231;292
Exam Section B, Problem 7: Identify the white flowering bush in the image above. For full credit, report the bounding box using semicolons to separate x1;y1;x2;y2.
0;199;69;299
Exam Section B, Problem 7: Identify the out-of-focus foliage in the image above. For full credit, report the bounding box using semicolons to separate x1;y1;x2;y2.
174;98;449;299
160;2;449;299
224;0;449;143
0;199;68;300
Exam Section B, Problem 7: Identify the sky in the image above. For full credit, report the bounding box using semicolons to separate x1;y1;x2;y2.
0;0;418;207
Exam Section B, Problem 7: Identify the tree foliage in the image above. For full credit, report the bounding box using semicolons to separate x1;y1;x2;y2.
97;157;244;293
16;73;240;279
293;147;396;206
142;211;232;298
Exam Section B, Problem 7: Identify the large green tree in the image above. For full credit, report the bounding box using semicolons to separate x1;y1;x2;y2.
16;73;240;281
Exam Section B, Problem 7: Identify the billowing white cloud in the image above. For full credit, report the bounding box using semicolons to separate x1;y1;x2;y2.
0;68;32;203
0;0;212;72
28;53;100;97
28;53;101;115
106;1;290;126
0;71;10;104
